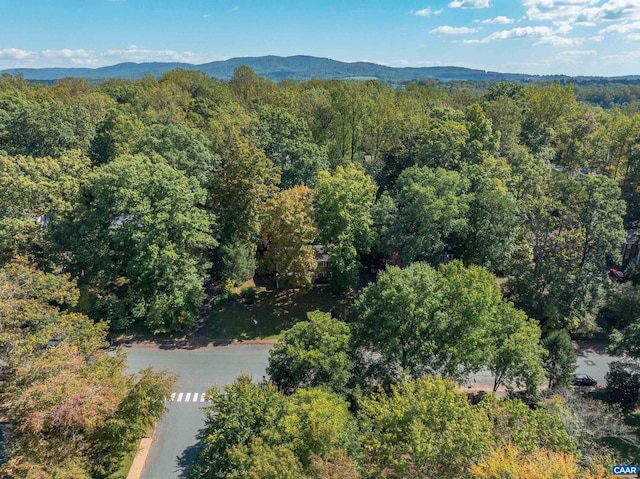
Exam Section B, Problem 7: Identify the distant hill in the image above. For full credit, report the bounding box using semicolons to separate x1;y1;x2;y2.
2;55;639;83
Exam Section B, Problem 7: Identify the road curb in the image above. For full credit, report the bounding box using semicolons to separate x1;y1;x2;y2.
126;427;155;479
121;338;278;350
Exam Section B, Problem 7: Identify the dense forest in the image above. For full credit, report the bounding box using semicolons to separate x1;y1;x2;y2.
2;67;640;477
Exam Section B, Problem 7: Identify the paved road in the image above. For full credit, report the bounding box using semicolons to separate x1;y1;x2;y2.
125;343;272;479
574;341;616;386
125;340;617;478
465;341;616;392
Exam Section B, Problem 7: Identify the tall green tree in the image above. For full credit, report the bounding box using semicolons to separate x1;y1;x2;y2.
510;174;626;331
543;330;577;390
0;151;90;264
260;186;318;289
212;139;280;283
65;154;215;332
267;311;352;394
358;376;492;479
387;166;470;265
139;122;220;191
255;106;329;188
488;303;545;393
315;163;376;292
353;261;535;384
0;258;107;367
89;108;145;165
191;375;286;479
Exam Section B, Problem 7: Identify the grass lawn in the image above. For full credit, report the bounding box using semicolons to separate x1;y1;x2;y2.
210;279;351;340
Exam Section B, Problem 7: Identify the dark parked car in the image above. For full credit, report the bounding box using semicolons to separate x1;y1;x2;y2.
574;374;597;387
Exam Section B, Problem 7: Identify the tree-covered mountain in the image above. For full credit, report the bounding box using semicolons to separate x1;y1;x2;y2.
3;54;639;83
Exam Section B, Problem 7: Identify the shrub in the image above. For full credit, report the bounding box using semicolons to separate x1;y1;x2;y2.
222;278;239;301
605;361;640;409
240;286;256;304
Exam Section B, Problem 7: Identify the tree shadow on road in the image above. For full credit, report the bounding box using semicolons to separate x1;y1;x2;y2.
176;428;206;479
574;340;609;356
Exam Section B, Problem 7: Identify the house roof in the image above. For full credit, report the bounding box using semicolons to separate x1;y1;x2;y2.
626;229;640;246
312;244;330;262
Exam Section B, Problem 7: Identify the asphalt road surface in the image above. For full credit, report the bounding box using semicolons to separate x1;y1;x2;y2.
125;342;272;479
574;341;617;387
125;340;617;478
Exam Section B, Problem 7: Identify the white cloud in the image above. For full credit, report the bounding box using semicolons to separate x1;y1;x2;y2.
41;49;99;65
602;50;640;60
555;24;573;34
0;48;36;60
523;0;602;24
414;8;432;16
487;26;555;40
558;49;597;55
467;25;581;45
430;26;479;34
628;33;640;40
102;45;197;62
590;35;605;41
535;36;584;45
481;16;514;24
600;20;640;34
413;7;444;16
523;0;640;27
42;49;93;59
596;0;640;22
448;0;490;8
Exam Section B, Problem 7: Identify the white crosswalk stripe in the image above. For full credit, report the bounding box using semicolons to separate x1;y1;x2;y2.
169;392;209;403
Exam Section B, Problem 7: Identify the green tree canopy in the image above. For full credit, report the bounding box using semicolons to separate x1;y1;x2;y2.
358;376;492;479
267;311;352;394
0;151;90;263
387;165;470;265
65;154;215;332
260;186;318;289
354;261;543;389
315;163;376;292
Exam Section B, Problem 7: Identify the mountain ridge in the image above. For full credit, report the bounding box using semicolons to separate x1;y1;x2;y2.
2;55;639;83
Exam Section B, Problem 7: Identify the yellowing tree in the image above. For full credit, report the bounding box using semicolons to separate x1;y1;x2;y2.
470;444;609;479
261;186;318;289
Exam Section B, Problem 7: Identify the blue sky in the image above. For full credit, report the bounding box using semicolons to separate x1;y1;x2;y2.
0;0;639;76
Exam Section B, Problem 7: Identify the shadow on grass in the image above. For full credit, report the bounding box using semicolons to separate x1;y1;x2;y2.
110;276;352;346
210;281;351;340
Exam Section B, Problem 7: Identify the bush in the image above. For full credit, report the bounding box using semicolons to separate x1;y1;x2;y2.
240;286;256;304
605;361;640;409
222;278;239;301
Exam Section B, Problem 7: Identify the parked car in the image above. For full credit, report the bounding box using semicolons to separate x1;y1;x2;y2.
609;268;625;282
574;374;597;387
